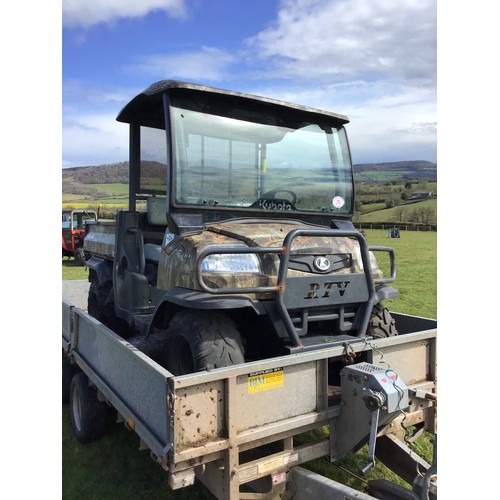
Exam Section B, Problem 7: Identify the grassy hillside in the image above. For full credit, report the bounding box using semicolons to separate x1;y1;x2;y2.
359;198;437;223
354;160;436;182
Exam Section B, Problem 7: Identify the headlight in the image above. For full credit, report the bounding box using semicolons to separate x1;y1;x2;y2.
368;251;379;271
201;253;261;273
354;247;383;278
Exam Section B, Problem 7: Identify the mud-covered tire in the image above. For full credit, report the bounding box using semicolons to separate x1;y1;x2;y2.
367;303;398;338
70;372;108;443
62;350;79;404
74;247;86;266
165;310;245;375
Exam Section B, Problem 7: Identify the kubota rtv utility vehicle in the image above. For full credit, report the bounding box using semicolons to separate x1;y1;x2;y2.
65;81;437;499
84;81;399;375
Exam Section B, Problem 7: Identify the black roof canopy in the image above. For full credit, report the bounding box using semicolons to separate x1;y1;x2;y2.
116;80;349;127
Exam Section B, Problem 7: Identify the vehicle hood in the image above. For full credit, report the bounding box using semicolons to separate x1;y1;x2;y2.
205;220;357;254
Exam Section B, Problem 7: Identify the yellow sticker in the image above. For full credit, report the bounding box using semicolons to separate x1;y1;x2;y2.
248;367;284;394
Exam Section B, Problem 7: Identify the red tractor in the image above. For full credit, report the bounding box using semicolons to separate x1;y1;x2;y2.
62;210;98;266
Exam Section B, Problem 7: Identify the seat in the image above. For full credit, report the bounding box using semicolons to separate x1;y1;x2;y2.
147;196;168;226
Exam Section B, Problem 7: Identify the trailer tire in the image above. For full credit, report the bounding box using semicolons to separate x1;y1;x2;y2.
70;372;108;443
62;350;79;404
165;310;245;375
367;303;398;338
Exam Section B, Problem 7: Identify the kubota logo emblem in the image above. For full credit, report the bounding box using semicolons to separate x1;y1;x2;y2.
304;281;351;299
314;256;330;272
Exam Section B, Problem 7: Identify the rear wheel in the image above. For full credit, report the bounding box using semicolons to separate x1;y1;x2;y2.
165;310;245;375
70;372;108;443
367;303;398;338
88;280;113;322
74;247;86;266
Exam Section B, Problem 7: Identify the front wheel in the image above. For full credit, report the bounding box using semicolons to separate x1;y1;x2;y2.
70;372;108;443
367;303;398;338
165;310;245;375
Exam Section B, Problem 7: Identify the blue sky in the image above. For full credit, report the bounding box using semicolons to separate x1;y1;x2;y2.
62;0;437;167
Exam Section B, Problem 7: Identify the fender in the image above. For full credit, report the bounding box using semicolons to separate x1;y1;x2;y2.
374;285;399;304
86;256;113;286
148;287;266;333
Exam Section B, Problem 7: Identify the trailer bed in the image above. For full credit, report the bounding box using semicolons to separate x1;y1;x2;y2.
62;280;437;499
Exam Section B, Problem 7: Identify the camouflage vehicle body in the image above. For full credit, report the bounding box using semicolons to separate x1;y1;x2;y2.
158;221;362;292
84;80;398;374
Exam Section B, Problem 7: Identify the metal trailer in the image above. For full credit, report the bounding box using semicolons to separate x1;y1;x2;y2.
62;280;437;500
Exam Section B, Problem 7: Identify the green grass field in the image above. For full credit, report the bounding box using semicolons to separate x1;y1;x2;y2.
359;199;437;223
62;229;436;498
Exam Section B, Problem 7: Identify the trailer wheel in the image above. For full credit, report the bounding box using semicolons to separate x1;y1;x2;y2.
70;372;108;443
165;310;245;375
367;303;398;338
74;247;86;266
62;350;79;404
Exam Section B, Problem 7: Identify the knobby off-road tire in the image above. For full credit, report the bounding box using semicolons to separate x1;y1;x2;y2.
74;247;86;266
70;372;108;443
87;279;130;335
367;303;398;338
88;280;114;324
127;328;170;364
165;310;245;376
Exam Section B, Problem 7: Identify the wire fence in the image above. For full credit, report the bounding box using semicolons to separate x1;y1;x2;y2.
355;222;437;232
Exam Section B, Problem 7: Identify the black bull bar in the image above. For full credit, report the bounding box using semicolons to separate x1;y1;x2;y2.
195;229;395;348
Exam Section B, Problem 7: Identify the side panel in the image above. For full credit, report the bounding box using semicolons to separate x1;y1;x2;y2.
84;220;116;259
172;362;319;450
71;307;171;456
62;300;72;349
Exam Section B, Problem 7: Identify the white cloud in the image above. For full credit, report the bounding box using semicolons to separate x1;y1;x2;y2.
127;47;236;82
242;79;436;163
62;81;134;167
62;0;187;29
239;0;437;162
63;112;129;167
247;0;436;85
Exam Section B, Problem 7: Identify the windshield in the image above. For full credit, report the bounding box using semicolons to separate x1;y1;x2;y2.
170;96;353;214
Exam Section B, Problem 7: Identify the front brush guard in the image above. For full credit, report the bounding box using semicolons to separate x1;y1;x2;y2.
196;229;395;348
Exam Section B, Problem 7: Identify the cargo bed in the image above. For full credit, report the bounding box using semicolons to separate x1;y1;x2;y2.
62;280;437;499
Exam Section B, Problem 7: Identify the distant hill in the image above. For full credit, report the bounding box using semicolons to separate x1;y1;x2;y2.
63;160;437;187
353;160;436;182
63;162;129;185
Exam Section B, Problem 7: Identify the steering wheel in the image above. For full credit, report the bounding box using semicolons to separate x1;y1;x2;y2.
260;188;298;205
